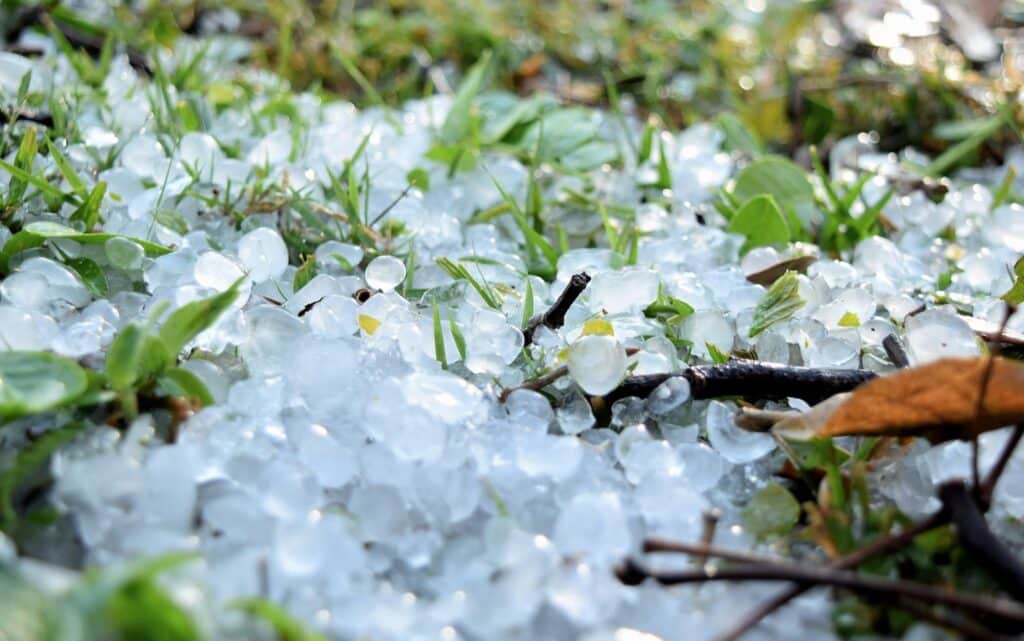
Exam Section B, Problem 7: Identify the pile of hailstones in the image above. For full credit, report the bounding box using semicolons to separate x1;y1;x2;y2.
2;32;1024;641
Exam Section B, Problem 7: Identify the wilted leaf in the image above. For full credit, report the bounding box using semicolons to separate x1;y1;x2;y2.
748;357;1024;443
745;254;817;286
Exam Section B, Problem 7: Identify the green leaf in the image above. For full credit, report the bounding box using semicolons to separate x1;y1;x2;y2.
156;367;214;406
68;182;107;231
0;352;89;420
727;195;791;254
705;342;730;364
406;167;430;191
637;122;655;164
159;279;243;359
0;424;81;534
801;95;834;145
448;309;467;361
714;112;763;156
293;256;317;292
925;115;1004;177
992;166;1018;211
749;270;805;337
154;209;190;235
432;301;447;369
232;597;329;641
105;324;173;415
64;256;109;298
521;278;535;328
743;483;801;538
1002;256;1024;305
0;221;170;273
439;50;492;145
561;140;619;172
44;138;87;198
436;257;502;309
731;156;814;213
104;575;201;641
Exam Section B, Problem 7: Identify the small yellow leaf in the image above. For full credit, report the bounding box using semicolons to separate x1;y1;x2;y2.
837;311;860;327
581;318;615;336
358;314;381;335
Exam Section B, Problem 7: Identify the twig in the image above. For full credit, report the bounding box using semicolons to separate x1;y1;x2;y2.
979;425;1024;507
522;272;591;346
882;334;910;368
710;514;945;641
616;558;1024;631
973;304;1013;492
0;109;54;128
940;480;1024;602
499;346;641;402
889;595;1010;641
369;183;414;227
604;361;876;406
643;537;772;566
499;365;568;402
697;509;721;566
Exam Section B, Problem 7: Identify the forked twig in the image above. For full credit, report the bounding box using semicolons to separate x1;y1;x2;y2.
522;272;591;346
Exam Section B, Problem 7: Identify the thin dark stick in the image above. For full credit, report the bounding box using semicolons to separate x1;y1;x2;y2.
973;305;1013;494
499;365;567;402
940;480;1024;603
0;109;54;128
605;361;876;406
617;559;1024;631
522;272;591;346
643;537;773;566
889;595;1009;641
980;425;1024;507
712;514;944;641
369;183;414;227
882;333;910;368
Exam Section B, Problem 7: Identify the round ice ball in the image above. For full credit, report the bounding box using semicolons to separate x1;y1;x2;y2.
238;227;288;282
567;334;627;396
365;255;406;292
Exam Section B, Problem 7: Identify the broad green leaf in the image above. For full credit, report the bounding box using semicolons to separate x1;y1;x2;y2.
0;221;170;273
406;167;430;191
104;575;201;641
64;257;109;298
518;108;601;163
0;352;88;420
159;279;243;358
749;270;805;337
478;92;555;145
0;424;81;533
232;597;329;641
743;483;801;538
154;209;190;235
731;156;814;213
439;50;492;145
561;140;619;172
156;367;214;406
727;195;791;254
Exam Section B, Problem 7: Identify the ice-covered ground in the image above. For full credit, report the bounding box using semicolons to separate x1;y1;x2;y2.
3;25;1024;641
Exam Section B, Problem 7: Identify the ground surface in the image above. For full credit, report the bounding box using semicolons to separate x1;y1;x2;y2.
2;2;1024;641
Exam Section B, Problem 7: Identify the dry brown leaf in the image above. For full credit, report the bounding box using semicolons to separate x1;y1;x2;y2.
741;357;1024;443
745;255;817;286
